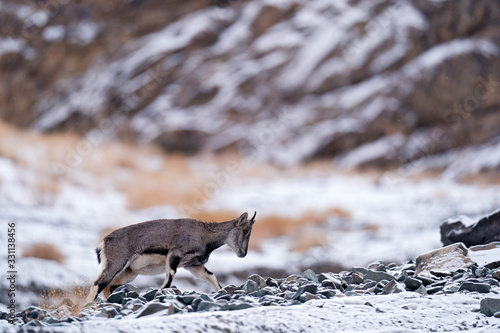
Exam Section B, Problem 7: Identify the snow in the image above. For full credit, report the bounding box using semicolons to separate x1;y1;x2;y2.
1;292;497;332
0;37;24;56
337;134;405;168
403;39;499;79
468;241;500;268
402;135;500;179
75;293;497;332
42;25;65;42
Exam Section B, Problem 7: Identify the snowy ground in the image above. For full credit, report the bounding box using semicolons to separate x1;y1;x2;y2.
1;151;499;312
1;292;499;332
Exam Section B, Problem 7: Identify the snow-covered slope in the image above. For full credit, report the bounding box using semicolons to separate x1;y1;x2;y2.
1;151;500;310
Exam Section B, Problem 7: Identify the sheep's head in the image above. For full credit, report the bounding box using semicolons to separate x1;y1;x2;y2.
227;212;257;257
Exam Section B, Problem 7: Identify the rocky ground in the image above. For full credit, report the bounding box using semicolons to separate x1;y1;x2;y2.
2;242;500;332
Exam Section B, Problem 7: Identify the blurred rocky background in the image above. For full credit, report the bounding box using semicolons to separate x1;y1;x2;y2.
1;0;499;175
1;0;500;310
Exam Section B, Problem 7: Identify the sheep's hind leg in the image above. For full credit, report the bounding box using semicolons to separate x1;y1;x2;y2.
186;265;222;292
86;256;130;302
104;267;138;298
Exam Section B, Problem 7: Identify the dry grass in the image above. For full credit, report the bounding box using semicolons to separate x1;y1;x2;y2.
460;170;500;185
0;120;208;209
290;228;329;253
22;242;66;263
38;283;90;319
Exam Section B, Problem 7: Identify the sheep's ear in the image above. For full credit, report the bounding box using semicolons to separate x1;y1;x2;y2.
237;212;248;227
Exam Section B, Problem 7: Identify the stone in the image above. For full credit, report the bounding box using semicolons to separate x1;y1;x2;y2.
430;270;452;278
215;294;232;301
21;319;45;327
352;273;364;284
21;306;47;322
474;268;485;277
367;262;386;272
415;274;438;286
292;284;318;300
197;301;228;312
381;280;397;295
415;243;474;275
299;292;321;303
414;285;427;295
114;284;141;294
107;291;126;304
429;280;447;287
426;286;444;294
318;290;336;298
356;281;377;291
259;295;285;305
443;285;460;294
303;269;319;283
321;278;343;291
480;298;500;316
364;271;395;283
42;315;59;324
404;277;422;291
177;294;200;305
135;302;174;318
141;289;158;302
228;302;255;311
458;281;491;293
191;294;215;310
492;270;500;281
352;267;369;275
96;306;119;318
266;277;279;287
441;209;500;247
284;274;301;283
222;285;239;295
122;299;145;312
249;288;275;298
483;278;500;286
126;291;140;299
248;274;267;288
243;280;260;294
0;311;6;320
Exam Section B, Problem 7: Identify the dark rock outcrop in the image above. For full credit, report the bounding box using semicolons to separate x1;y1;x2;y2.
441;209;500;247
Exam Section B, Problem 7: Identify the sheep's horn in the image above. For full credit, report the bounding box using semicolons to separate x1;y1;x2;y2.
250;211;257;223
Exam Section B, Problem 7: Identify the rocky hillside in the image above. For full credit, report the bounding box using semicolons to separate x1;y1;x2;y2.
1;0;500;175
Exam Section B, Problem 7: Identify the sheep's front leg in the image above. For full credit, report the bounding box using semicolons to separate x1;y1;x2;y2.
160;255;181;290
186;265;222;292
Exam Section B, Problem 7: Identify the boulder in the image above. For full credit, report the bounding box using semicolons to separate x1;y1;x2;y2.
480;298;500;316
415;243;474;275
441;209;500;247
134;302;174;318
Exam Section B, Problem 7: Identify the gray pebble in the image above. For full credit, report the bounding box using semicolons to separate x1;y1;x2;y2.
480;298;500;316
459;282;491;293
